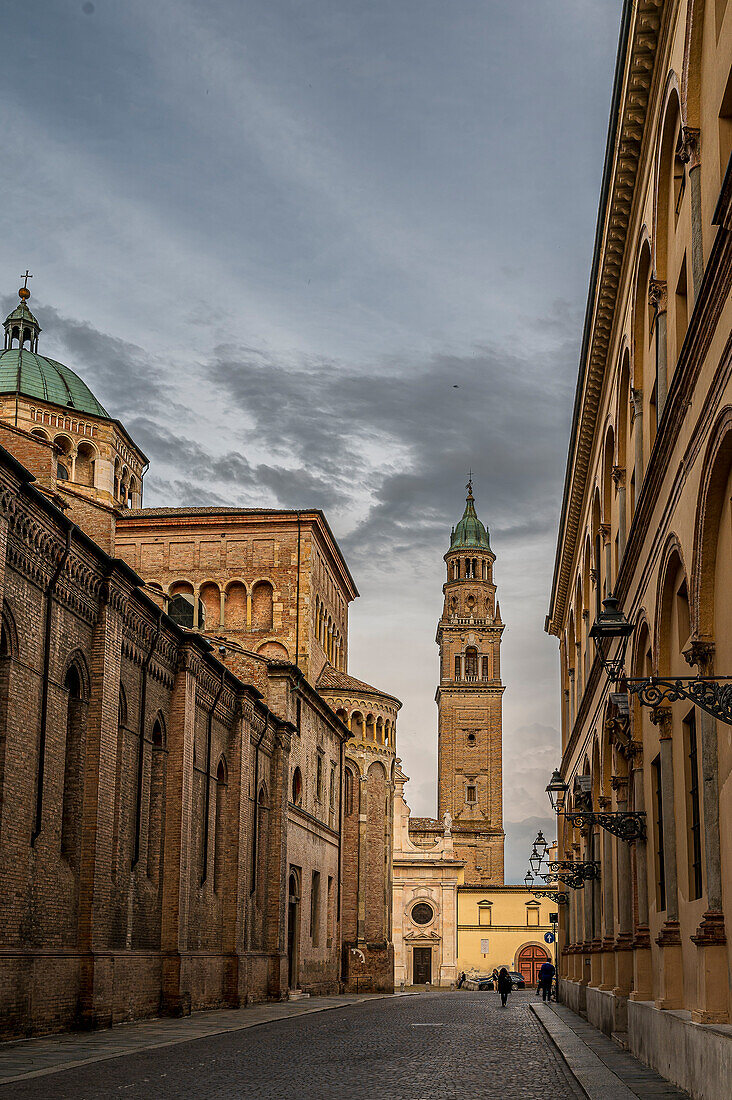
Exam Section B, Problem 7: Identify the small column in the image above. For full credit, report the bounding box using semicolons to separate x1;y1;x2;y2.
677;127;703;300
630;753;653;1001
612;467;627;560
192;587;200;630
219;589;226;628
649;279;668;418
651;707;683;1009
686;642;729;1023
631;388;643;491
246;592;252;628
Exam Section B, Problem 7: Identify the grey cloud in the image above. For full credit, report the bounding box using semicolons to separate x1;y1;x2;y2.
0;297;169;417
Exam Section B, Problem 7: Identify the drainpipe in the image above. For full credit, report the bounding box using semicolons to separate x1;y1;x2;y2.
250;710;269;894
132;608;163;868
295;512;301;669
32;526;72;844
201;670;226;886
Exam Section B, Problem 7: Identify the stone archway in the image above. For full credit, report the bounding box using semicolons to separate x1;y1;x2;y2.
516;943;549;986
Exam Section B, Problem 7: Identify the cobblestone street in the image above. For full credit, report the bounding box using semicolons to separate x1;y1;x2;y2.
0;992;649;1100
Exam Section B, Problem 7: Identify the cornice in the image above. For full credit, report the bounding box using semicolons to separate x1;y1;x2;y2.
547;0;666;636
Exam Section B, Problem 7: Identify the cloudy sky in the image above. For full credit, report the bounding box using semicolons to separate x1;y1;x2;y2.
3;0;621;880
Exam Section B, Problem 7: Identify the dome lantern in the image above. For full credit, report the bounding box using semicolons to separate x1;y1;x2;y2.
4;274;41;353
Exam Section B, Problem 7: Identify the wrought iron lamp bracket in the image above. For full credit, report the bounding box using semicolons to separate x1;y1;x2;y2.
622;676;732;725
531;888;569;905
562;809;646;842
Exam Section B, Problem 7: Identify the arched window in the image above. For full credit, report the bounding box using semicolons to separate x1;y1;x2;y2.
61;664;86;866
292;766;303;806
147;718;165;881
251;582;273;630
214;757;226;891
75;442;96;488
465;647;478;679
344;767;356;816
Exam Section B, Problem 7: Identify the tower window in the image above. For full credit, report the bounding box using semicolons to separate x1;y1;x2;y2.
465;647;478;679
454;655;461;680
466;784;476;803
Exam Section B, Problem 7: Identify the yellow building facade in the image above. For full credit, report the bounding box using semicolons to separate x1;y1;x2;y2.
545;2;732;1097
457;887;556;984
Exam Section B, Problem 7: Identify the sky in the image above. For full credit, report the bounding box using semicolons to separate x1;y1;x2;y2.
2;0;621;881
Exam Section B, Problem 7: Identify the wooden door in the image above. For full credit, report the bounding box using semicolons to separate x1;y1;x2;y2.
517;944;549;985
413;947;432;984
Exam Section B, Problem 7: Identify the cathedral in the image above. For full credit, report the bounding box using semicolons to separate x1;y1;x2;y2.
392;484;556;986
0;284;398;1036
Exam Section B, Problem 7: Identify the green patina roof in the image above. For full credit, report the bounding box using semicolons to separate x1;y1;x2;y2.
0;348;109;417
450;486;490;550
5;301;39;326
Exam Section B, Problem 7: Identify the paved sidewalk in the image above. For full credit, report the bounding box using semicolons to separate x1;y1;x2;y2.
531;1001;690;1099
0;994;395;1086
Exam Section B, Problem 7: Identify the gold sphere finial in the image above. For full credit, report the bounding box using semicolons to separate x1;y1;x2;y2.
18;287;30;301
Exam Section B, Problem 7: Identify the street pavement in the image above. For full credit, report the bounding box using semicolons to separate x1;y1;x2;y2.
0;991;688;1099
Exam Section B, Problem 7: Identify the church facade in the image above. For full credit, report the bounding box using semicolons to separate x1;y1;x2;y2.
393;486;555;985
0;287;398;1036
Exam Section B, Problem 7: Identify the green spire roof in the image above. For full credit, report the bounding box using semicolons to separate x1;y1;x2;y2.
450;482;490;550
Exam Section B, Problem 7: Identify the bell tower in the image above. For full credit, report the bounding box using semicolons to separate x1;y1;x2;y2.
436;479;505;885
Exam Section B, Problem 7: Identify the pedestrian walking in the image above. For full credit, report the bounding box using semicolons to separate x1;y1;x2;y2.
496;967;513;1007
457;971;466;989
491;967;499;991
537;960;556;1002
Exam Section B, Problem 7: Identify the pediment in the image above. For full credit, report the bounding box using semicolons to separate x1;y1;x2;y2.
404;930;441;943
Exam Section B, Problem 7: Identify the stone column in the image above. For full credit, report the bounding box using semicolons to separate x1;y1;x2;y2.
686;642;729;1022
631;388;643;490
612;467;627;561
677;127;703;300
246;592;252;628
568;670;575;728
581;834;593;997
630;754;653;1001
76;579;126;1029
599;798;616;990
219;589;226;628
652;707;683;1009
589;829;603;987
160;646;198;1016
612;775;633;1000
600;525;611;599
649;279;668;418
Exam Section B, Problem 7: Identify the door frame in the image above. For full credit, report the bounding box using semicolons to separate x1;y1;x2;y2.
412;945;432;985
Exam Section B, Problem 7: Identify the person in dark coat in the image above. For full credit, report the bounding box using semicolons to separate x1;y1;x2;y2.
457;972;466;988
496;967;513;1007
538;960;556;1001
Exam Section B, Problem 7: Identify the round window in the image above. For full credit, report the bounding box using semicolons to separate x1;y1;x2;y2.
411;902;434;925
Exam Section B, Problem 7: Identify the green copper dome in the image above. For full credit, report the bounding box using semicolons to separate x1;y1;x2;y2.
0;348;109;417
450;483;490;550
2;293;109;418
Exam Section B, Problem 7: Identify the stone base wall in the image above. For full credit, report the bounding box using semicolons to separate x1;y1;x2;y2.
342;941;394;993
0;950;276;1039
559;979;732;1100
628;999;732;1100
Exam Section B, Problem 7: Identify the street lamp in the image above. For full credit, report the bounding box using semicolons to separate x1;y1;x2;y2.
524;871;534;889
546;770;568;813
589;594;634;681
590;595;732;725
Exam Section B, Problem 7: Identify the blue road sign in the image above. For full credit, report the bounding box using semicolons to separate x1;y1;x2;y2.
544;932;555;944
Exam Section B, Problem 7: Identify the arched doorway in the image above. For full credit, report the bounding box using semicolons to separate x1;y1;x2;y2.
287;871;300;989
517;943;549;986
